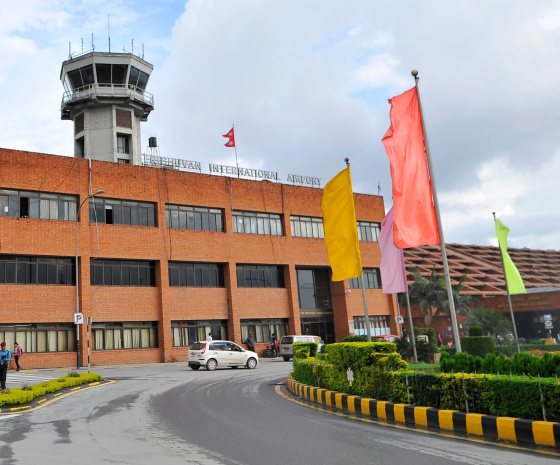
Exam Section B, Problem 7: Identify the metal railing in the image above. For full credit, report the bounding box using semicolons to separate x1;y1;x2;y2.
61;83;154;107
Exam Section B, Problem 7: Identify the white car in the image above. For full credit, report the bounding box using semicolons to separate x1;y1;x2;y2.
188;340;259;371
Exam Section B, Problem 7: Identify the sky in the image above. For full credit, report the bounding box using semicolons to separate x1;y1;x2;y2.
1;0;559;251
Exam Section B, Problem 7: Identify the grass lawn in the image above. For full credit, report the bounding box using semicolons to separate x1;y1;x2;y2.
408;362;440;372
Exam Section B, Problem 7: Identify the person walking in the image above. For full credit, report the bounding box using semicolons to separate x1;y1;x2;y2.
246;333;255;352
270;333;278;357
0;342;11;390
13;342;22;371
206;332;213;341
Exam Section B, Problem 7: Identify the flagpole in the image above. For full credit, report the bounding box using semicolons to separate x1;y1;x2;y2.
233;124;240;178
412;70;462;353
344;157;372;342
493;212;521;353
404;291;418;362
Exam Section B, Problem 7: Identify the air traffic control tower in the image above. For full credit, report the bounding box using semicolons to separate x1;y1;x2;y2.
60;52;154;165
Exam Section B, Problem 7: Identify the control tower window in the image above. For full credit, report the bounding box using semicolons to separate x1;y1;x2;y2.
117;134;130;154
96;64;128;87
66;65;95;90
128;66;149;91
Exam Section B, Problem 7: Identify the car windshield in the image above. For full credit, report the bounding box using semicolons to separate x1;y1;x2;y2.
190;342;206;350
281;336;293;344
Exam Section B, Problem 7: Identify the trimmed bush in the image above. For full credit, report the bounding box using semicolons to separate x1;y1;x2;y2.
468;325;484;336
292;342;317;359
461;336;495;358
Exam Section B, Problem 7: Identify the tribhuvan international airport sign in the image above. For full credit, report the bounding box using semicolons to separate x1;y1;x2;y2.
142;154;201;171
142;155;320;187
209;164;279;181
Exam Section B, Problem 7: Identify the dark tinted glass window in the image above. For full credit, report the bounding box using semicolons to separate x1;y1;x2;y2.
236;265;284;288
168;263;224;288
96;64;112;84
90;259;155;287
0;256;75;285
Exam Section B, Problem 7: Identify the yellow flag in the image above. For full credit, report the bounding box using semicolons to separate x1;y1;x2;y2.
321;166;363;281
495;218;526;295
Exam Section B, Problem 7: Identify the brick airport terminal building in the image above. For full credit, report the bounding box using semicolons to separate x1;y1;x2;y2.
0;48;398;369
0;147;398;369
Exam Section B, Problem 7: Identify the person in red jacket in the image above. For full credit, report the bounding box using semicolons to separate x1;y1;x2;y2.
14;342;22;371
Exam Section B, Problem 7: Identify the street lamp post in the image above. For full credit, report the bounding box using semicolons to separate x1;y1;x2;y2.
75;190;104;370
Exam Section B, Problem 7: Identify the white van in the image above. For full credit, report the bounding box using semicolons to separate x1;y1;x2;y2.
279;335;323;361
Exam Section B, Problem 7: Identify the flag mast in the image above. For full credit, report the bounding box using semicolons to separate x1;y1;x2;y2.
493;212;521;353
412;70;462;352
345;158;372;342
233;124;240;178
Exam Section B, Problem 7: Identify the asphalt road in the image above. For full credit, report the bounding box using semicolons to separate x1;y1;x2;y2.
0;360;557;464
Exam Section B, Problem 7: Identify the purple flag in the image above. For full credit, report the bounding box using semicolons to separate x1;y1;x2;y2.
379;207;408;294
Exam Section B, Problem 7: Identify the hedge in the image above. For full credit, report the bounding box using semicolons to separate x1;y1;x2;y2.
0;373;102;407
292;342;318;359
292;344;560;421
440;351;560;377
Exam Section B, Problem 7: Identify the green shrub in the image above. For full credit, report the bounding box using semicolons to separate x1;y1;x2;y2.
291;358;560;421
481;353;496;373
0;373;102;407
461;336;495;358
468;325;484;336
293;342;317;358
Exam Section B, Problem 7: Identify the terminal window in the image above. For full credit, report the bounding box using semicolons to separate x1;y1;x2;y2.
232;210;283;236
348;268;382;289
357;221;381;242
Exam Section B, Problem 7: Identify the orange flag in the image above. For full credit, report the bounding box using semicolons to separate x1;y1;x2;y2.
382;87;440;248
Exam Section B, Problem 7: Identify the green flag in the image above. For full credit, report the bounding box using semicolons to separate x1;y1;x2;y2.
495;219;526;295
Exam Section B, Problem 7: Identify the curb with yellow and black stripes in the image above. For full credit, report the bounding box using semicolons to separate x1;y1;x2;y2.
287;375;560;449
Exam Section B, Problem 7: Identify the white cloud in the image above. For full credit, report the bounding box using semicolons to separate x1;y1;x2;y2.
0;0;559;250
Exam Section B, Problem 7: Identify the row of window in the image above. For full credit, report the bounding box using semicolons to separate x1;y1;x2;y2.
0;256;382;293
0;316;384;353
1;190;77;221
1;189;381;241
0;256;75;285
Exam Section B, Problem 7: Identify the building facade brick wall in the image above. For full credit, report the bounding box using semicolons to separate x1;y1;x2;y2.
0;148;397;368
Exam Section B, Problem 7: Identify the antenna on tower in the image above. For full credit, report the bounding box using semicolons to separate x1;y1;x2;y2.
92;33;94;51
142;44;144;59
81;38;83;54
377;181;381;195
132;39;134;55
68;42;71;59
108;15;111;52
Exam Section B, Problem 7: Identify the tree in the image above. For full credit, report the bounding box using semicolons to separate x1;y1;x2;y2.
464;309;512;338
439;275;481;315
407;268;480;328
407;267;445;327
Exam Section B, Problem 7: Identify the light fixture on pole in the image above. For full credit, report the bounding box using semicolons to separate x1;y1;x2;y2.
75;190;104;370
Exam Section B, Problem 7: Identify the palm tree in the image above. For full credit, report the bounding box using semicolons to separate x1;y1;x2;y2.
407;268;480;328
407;267;445;327
439;275;481;315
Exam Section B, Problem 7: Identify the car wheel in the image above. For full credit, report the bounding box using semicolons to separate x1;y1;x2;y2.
190;365;200;371
283;356;290;362
246;357;257;369
206;359;217;371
